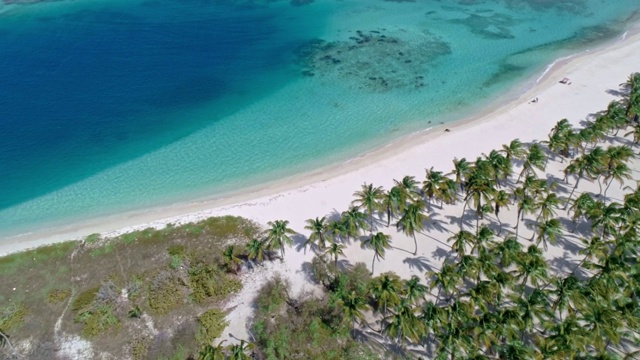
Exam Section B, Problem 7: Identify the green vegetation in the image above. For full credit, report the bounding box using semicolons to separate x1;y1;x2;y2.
196;309;229;346
47;288;71;304
0;216;265;359
249;72;640;359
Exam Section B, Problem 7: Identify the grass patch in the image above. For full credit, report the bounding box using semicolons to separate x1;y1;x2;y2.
72;287;99;313
76;304;120;338
0;241;77;275
130;336;151;360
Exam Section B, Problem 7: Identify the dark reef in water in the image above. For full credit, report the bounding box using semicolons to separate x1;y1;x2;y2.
295;29;451;93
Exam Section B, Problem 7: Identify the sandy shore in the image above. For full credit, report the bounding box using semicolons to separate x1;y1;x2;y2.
2;29;639;256
2;25;640;347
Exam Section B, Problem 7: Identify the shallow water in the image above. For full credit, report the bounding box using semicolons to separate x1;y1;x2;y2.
0;0;639;236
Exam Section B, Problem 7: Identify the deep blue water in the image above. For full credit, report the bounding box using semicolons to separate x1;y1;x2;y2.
0;0;639;236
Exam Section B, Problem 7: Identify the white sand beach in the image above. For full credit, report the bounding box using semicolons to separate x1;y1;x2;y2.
2;27;640;345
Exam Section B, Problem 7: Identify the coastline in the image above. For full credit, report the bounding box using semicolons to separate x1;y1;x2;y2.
2;26;640;256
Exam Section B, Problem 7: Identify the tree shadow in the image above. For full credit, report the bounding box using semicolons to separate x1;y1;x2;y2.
292;233;310;254
555;234;584;255
402;256;435;273
431;246;454;262
605;88;628;98
424;211;451;234
558;217;592;238
445;211;474;231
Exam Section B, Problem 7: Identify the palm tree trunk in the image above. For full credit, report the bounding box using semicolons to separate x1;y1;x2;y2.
413;234;417;255
603;178;613;203
371;254;376;275
460;200;469;230
514;208;523;238
564;177;582;209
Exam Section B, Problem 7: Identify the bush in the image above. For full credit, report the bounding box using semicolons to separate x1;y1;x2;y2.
76;304;120;338
72;287;99;313
148;271;182;314
0;302;27;332
255;276;289;314
195;309;228;346
47;288;71;304
189;263;242;303
130;336;151;360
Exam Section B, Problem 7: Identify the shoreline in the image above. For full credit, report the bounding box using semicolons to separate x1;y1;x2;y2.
2;26;640;256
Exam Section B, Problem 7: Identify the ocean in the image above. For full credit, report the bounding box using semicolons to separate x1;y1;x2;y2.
0;0;639;237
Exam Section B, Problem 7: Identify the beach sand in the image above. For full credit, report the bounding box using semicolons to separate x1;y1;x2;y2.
2;27;640;346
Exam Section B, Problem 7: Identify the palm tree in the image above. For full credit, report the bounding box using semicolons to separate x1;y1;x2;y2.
403;275;427;304
303;216;328;252
493;189;511;235
423;167;447;209
589;202;622;240
497;340;536;360
395;175;420;201
448;230;474;258
263;220;296;260
341;205;368;242
492;235;523;268
396;199;428;255
222;245;243;274
569;193;596;232
361;232;391;274
512;187;535;238
517;143;546;182
534;218;562;250
334;290;370;332
550;275;584;321
535;192;561;223
369;272;403;315
352;183;384;234
484;149;511;186
227;340;254;360
198;342;226;360
462;164;497;230
564;147;606;207
383;298;424;346
246;238;267;263
326;219;347;244
428;262;461;303
515;245;549;293
579;302;624;353
450;157;471;191
501;138;526;164
325;242;345;266
381;186;406;226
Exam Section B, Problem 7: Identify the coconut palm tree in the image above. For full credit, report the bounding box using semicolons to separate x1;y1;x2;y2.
423;167;446;209
484;149;511;186
326;219;347;244
369;272;403;315
361;232;391;274
550;275;584;321
396;199;428;255
448;230;474;258
303;216;328;252
227;340;254;360
352;183;384;234
564;147;606;207
263;220;296;260
588;201;622;240
383;298;424;346
515;245;549;293
569;193;596;232
428;262;461;303
341;205;368;242
395;175;421;202
493;189;511;235
517;143;546;183
223;245;243;274
579;302;624;353
325;242;345;266
450;157;471;191
403;275;427;304
535;192;561;223
492;235;523;268
381;185;406;227
512;187;535;238
334;289;370;332
246;238;267;263
198;342;226;360
501;138;526;164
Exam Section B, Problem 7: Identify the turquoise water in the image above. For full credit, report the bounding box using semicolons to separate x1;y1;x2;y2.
0;0;639;236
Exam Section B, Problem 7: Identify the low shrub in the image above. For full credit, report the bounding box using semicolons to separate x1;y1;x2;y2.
47;288;71;304
148;271;182;314
195;309;228;346
76;304;120;338
130;336;151;360
71;287;100;313
0;302;27;332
